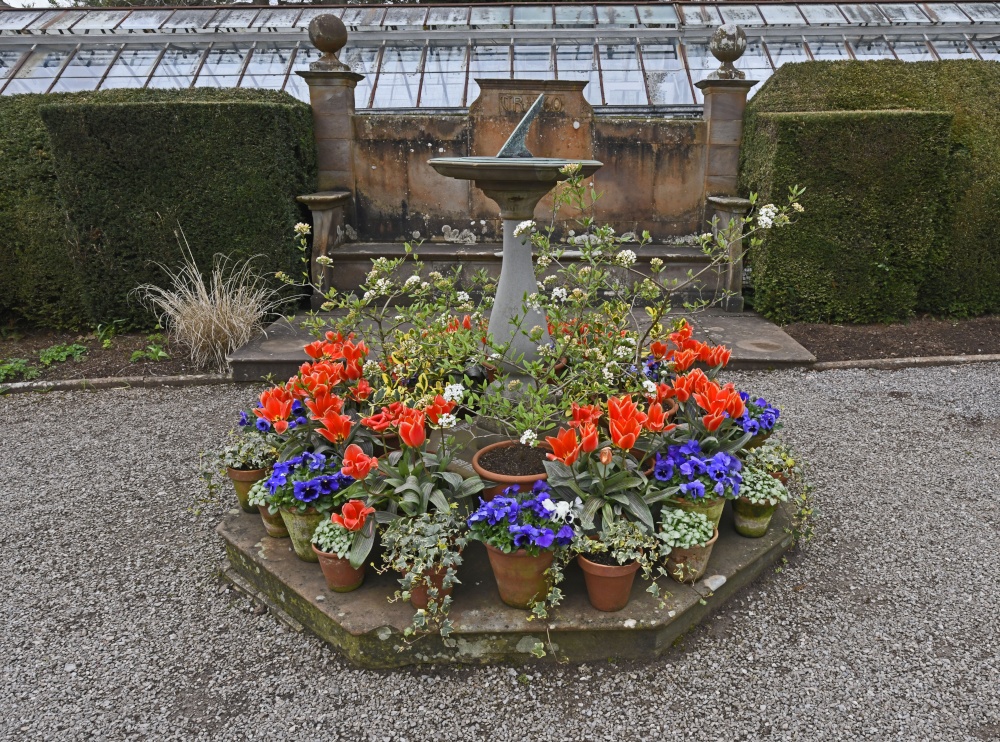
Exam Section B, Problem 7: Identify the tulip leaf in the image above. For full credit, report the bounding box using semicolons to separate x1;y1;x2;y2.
429;490;451;513
348;524;375;569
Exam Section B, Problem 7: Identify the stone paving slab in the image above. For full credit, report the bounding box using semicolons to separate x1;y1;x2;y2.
218;502;793;668
229;309;814;382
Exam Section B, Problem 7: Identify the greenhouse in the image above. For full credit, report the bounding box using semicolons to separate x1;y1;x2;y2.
1;1;999;109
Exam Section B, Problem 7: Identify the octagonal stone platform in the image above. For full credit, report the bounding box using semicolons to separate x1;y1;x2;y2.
218;502;792;668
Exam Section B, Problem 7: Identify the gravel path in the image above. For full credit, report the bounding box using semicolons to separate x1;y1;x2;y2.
1;364;998;741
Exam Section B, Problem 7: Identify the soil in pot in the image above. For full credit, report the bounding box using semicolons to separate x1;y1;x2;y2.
485;545;553;609
312;545;365;592
227;467;267;514
578;555;641;612
472;441;549;500
258;505;288;538
732;498;779;538
666;528;719;584
407;566;455;610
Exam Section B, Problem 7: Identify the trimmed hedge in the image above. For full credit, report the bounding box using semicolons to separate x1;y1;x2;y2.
0;88;314;328
741;109;953;323
741;60;1000;322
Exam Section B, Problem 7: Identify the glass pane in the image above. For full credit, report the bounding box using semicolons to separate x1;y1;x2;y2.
924;4;973;23
44;11;87;30
426;7;469;29
25;11;65;31
740;38;773;90
808;37;851;59
372;46;423;108
295;8;343;28
890;38;935;59
797;5;849;25
596;5;637;26
421;45;466;107
470;7;510;29
960;3;1000;23
340;44;376;106
556;44;599;103
555;5;596;26
930;36;978;58
194;45;247;88
514;6;554;27
879;4;933;23
766;39;810;65
685;42;716;101
1;49;26;79
147;46;202;89
105;45;160;82
839;5;890;25
641;43;692;105
973;38;1000;57
466;44;509;104
513;45;552;77
118;10;172;31
252;9;302;30
208;9;260;30
4;49;67;94
637;6;679;28
0;11;41;31
678;5;721;27
71;10;129;30
719;5;765;27
55;47;116;78
599;44;645;105
758;6;806;26
383;7;427;29
341;7;384;31
849;37;895;59
163;10;212;30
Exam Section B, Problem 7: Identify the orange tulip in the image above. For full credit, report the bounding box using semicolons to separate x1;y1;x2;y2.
398;410;427;448
341;444;378;479
545;428;580;466
331;500;375;532
599;447;613;465
317;413;352;444
580;423;599;453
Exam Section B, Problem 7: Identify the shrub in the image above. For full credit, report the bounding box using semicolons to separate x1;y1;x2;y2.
742;60;1000;321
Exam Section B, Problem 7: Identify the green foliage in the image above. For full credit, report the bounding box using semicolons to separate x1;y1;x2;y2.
0;358;40;383
130;343;169;363
38;342;86;367
38;89;315;326
95;319;127;349
742;60;1000;321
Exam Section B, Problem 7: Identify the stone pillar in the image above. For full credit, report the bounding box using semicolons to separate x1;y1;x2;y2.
707;195;752;313
695;25;757;198
296;190;352;306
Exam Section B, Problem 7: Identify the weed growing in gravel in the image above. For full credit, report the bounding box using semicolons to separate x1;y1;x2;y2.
38;343;86;367
0;358;39;382
132;229;287;373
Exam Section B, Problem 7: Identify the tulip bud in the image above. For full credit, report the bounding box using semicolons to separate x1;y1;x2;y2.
599;447;613;465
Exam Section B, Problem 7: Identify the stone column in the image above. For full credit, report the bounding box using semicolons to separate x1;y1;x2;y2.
296;190;352;306
695;25;757;198
707;195;752;313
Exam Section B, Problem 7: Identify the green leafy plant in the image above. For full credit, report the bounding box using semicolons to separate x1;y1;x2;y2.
0;358;39;382
739;465;790;506
657;507;715;552
573;518;665;597
312;500;376;566
131;340;170;363
38;343;86;367
742;439;800;478
219;427;279;471
94;318;127;349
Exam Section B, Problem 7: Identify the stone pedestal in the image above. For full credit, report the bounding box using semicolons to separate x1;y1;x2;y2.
695;78;757;197
707;195;753;313
298;70;364;200
296;190;352;305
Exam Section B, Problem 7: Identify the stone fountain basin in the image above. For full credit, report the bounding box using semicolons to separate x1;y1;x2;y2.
428;156;603;185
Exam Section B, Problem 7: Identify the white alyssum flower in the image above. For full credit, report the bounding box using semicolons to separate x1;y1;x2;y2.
650;257;664;270
551;287;568;303
315;255;333;267
456;291;470;303
437;413;458;429
443;383;466;403
514;220;535;238
520;430;537;447
294;222;312;236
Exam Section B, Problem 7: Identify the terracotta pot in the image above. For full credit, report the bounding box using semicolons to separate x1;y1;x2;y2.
485;544;553;609
732;497;779;538
744;431;772;450
471;440;548;501
279;508;325;562
312;544;365;592
578;556;641;612
666;528;719;584
257;505;289;538
226;467;267;513
407;565;455;610
664;495;726;531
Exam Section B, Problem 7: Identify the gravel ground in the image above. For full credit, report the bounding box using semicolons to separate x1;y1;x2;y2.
1;364;998;742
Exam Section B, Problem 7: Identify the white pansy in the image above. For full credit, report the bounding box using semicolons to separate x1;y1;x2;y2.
643;378;658;395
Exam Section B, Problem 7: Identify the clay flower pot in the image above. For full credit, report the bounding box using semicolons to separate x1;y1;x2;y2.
578;556;641;612
732;498;779;538
665;495;726;531
407;566;455;610
471;440;548;501
258;505;289;538
312;544;365;592
744;430;773;450
226;467;267;514
279;508;325;562
666;528;719;584
485;544;553;609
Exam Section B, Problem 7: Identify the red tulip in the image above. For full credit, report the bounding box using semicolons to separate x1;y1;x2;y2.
341;444;378;479
305;390;344;420
318;413;352;444
607;395;645;451
350;379;372;402
650;341;669;360
702;411;727;432
580;423;599;453
545;428;580;466
331;500;375;532
423;395;456;425
569;402;602;428
398;410;426;448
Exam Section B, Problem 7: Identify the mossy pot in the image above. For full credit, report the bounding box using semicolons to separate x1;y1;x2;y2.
666;528;719;584
227;467;267;513
732;498;779;538
664;495;726;532
258;505;289;538
279;508;325;562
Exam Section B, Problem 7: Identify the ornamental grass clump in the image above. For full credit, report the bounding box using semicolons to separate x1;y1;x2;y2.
132;233;286;372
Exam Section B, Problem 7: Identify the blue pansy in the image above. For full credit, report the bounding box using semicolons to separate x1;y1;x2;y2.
255;418;271;433
292;479;322;503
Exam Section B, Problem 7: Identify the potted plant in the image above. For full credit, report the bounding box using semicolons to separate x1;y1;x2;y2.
645;438;742;531
471;437;551;500
742;438;799;484
737;392;781;449
379;506;467;636
573;518;661;612
732;465;789;537
467;483;579;615
247;479;288;538
657;507;718;584
311;499;376;592
219;421;279;513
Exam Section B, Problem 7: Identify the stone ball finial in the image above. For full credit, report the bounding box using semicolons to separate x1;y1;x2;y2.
308;15;350;72
708;24;748;80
